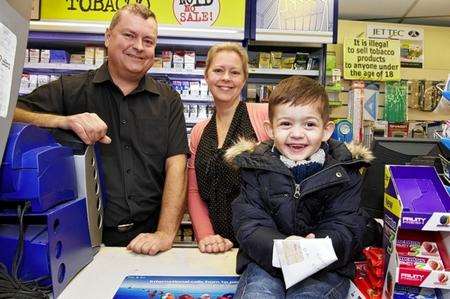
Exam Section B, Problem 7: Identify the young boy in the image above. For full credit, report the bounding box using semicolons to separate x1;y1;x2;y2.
226;76;373;298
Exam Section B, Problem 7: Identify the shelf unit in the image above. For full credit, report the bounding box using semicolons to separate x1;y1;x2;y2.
23;63;319;77
22;29;327;111
23;62;205;76
249;68;319;77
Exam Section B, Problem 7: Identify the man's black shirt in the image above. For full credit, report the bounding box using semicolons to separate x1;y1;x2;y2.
18;63;189;227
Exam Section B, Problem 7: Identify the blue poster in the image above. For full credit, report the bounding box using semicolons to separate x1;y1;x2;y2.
113;275;239;299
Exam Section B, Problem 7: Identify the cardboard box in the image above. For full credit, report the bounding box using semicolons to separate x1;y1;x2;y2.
281;56;295;69
162;51;172;68
84;46;96;65
24;49;29;63
37;75;49;87
270;51;282;68
388;123;409;138
348;83;364;142
50;75;60;82
382;165;450;294
153;57;163;68
40;49;50;63
70;54;84;64
20;74;30;92
50;50;70;63
94;47;106;65
173;51;184;69
396;239;442;259
172;80;183;95
29;49;40;63
181;81;190;97
189;81;200;97
258;52;270;69
184;51;195;70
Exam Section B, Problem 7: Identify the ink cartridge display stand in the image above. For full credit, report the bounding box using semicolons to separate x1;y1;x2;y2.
382;165;450;298
50;128;104;253
0;123;93;297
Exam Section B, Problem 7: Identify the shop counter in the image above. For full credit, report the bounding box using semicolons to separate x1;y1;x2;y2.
59;247;238;299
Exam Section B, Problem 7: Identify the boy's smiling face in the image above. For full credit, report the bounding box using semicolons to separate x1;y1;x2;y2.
264;102;335;162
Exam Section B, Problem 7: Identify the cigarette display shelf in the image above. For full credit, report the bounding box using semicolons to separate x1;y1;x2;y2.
24;23;329;141
23;62;206;77
249;68;319;77
23;64;321;77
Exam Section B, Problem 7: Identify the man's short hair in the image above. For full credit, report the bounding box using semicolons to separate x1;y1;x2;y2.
205;42;249;79
268;76;330;122
109;3;157;29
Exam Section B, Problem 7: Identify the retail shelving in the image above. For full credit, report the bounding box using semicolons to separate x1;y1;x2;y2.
24;64;321;77
180;96;212;103
249;68;319;77
23;62;206;76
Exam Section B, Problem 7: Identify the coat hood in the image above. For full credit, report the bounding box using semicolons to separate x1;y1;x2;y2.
224;138;374;167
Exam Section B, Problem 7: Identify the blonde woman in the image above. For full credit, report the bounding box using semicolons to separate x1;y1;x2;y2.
187;43;269;253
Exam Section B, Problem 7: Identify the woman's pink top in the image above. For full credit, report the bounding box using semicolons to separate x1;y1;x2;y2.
187;102;269;241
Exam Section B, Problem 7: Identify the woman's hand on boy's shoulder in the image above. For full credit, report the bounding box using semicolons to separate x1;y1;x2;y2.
198;234;233;253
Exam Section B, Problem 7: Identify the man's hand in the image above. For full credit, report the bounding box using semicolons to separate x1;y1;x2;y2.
126;231;173;255
59;112;111;145
198;234;233;253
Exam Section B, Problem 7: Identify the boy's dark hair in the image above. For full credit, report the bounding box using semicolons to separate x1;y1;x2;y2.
268;76;330;123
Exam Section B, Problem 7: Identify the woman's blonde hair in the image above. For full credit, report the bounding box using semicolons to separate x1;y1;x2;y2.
205;42;249;79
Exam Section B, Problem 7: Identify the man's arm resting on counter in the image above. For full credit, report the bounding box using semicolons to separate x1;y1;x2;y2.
14;107;111;144
127;153;187;255
14;107;66;128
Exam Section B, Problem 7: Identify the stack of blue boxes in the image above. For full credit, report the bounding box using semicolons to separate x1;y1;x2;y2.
0;123;93;297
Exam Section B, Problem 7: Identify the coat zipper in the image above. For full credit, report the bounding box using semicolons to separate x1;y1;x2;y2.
293;183;301;199
290;160;362;234
289;166;336;201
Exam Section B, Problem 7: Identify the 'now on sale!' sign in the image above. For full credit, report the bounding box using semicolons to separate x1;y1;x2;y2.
343;38;401;82
40;0;245;29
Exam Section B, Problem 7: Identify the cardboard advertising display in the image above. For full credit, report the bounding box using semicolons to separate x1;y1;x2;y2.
382;165;450;298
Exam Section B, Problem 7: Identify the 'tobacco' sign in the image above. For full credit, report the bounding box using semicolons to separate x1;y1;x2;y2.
173;0;221;27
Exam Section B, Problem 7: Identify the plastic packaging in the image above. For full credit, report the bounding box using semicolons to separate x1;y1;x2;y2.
434;74;450;114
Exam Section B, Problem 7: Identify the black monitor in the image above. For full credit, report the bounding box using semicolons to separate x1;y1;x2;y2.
361;137;444;219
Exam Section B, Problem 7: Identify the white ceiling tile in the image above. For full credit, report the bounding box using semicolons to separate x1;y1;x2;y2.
407;0;450;17
339;0;417;19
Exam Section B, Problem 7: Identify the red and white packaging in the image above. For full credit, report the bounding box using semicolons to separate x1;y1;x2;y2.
396;239;442;259
398;255;445;271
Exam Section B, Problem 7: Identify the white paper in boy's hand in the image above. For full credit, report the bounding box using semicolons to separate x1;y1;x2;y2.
272;237;338;289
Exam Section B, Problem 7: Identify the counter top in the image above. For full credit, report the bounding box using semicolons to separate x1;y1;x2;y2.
58;247;238;299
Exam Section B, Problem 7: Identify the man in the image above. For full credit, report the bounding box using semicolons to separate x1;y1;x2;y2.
14;4;188;255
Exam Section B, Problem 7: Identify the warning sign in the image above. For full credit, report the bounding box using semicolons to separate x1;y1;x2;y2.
344;38;400;81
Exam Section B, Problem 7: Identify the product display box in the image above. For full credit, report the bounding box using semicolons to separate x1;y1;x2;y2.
385;165;450;232
382;165;450;297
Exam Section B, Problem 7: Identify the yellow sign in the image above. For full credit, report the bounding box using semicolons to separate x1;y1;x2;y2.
384;193;402;218
343;38;400;81
384;165;390;189
40;0;245;29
